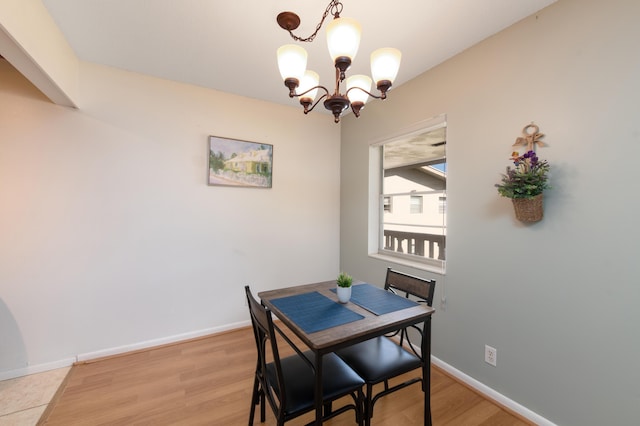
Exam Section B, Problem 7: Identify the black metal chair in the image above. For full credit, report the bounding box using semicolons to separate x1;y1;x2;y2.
334;268;436;426
245;286;365;426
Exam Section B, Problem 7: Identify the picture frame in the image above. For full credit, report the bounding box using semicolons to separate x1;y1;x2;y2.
208;136;273;188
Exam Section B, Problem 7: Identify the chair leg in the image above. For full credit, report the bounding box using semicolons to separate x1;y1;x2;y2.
364;383;374;426
323;401;333;417
358;388;365;426
348;389;364;426
260;388;266;422
249;376;259;425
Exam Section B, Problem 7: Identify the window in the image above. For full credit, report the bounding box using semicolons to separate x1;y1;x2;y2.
383;196;392;213
371;116;446;271
410;195;423;214
439;196;447;214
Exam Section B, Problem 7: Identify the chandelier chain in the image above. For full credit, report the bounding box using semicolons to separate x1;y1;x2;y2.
286;0;343;43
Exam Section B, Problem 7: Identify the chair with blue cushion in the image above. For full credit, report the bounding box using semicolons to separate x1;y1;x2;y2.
334;268;436;426
245;286;365;425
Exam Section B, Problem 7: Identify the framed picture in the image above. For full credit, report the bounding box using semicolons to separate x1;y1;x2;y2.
208;136;273;188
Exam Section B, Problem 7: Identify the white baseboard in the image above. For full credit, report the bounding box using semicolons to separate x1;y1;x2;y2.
0;320;251;381
0;357;76;382
76;320;251;362
431;356;556;426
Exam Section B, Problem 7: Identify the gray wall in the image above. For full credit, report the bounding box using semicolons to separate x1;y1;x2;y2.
340;0;640;424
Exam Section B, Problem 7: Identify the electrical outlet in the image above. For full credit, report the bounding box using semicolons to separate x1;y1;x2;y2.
485;345;497;367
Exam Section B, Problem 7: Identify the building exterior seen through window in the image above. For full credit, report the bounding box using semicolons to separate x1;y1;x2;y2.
379;123;446;266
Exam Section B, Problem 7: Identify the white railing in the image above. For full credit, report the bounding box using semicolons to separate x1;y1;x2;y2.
383;230;445;260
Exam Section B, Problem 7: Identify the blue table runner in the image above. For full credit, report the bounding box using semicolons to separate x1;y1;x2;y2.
270;291;365;334
336;283;419;315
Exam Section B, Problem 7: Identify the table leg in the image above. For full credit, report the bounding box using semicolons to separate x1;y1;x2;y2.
422;317;432;426
314;352;323;425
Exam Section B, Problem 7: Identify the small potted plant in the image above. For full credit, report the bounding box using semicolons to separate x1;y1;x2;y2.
336;272;353;303
496;149;550;222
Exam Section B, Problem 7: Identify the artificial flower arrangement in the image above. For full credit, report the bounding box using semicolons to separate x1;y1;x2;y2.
496;123;551;222
496;150;550;199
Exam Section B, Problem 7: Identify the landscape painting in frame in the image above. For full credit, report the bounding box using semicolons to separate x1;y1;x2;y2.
208;136;273;188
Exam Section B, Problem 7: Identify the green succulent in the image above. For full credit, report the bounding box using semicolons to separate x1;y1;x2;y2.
336;272;353;288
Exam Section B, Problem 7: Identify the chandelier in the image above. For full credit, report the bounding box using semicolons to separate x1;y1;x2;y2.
276;0;401;123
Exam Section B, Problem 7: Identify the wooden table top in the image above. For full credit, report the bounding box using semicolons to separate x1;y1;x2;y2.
259;280;435;354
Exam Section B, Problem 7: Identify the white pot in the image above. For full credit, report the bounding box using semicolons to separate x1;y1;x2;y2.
336;286;352;303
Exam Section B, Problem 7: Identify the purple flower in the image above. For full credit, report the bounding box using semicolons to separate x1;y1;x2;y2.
496;149;551;198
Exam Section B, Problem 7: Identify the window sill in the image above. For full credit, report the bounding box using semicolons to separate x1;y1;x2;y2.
368;252;446;276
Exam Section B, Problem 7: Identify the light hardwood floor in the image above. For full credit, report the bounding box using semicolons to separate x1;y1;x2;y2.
39;326;531;425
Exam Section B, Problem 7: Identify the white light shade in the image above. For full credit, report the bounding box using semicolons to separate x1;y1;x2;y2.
298;70;320;101
371;47;401;84
326;17;361;62
277;44;307;81
346;74;372;104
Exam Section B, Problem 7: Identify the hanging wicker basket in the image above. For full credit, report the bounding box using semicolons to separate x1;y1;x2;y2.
511;194;544;223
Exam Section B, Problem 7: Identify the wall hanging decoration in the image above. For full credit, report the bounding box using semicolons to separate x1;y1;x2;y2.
495;123;550;223
208;136;273;188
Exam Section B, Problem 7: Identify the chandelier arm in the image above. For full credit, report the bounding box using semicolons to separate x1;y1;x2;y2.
345;86;385;100
295;85;329;100
281;0;342;43
303;93;330;114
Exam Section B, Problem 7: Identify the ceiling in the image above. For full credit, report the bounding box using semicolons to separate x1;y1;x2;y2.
39;0;556;109
384;127;446;169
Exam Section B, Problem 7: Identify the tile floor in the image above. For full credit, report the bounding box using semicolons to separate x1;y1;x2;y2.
0;367;70;426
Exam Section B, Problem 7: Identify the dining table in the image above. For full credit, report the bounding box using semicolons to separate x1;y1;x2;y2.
259;280;435;426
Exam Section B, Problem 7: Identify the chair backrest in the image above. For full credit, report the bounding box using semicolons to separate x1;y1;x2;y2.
384;268;436;306
245;286;286;414
383;269;436;355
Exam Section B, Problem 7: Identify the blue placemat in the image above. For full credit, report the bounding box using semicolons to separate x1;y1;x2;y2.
270;291;365;334
334;283;419;315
